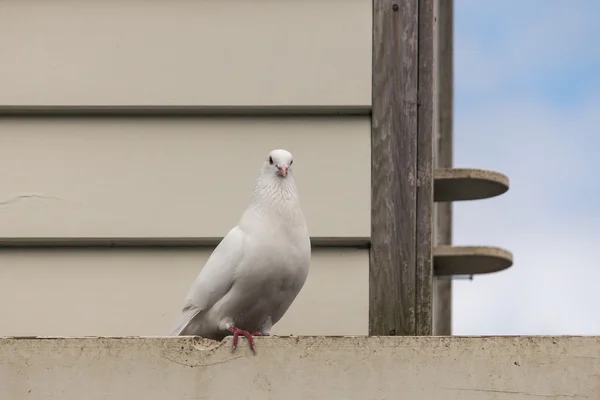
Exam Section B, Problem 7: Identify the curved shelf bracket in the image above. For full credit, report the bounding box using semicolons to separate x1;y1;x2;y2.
434;245;513;276
434;168;509;202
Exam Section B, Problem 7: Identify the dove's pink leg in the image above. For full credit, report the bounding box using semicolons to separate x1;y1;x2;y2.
228;326;262;354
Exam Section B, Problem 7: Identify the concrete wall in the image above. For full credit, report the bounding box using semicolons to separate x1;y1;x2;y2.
1;336;598;399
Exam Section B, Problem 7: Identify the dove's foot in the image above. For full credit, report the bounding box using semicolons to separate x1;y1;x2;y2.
228;326;262;354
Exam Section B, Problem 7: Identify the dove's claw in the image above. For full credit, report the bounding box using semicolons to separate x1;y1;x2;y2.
229;326;262;354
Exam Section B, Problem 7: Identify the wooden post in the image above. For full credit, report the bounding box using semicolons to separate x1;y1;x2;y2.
370;0;435;336
433;0;454;336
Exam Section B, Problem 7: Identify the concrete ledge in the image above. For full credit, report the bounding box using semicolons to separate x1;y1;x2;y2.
1;336;598;399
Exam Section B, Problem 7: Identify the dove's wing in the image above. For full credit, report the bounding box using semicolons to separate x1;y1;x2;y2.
169;304;203;336
169;226;246;336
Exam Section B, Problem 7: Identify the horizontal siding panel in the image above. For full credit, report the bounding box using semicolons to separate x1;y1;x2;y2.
0;248;368;336
0;116;370;239
0;0;372;108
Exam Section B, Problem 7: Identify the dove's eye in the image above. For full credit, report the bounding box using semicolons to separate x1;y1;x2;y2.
269;156;274;165
290;160;293;165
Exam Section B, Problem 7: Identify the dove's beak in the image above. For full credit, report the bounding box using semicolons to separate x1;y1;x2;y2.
278;166;288;177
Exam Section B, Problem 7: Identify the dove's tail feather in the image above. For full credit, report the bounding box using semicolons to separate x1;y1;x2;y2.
169;306;202;336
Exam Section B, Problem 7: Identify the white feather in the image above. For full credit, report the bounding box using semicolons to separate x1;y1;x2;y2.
170;149;311;340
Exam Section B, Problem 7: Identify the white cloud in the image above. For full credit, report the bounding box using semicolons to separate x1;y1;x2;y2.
452;96;600;335
451;3;600;335
455;0;600;96
453;224;600;335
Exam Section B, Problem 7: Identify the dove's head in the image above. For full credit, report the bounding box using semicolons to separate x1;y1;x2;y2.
264;149;294;178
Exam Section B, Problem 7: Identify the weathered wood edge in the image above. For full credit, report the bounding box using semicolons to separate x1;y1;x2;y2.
415;0;435;336
434;245;514;276
434;168;510;202
433;0;454;336
370;0;420;336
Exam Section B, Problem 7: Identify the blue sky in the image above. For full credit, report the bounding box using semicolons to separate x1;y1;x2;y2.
452;0;600;335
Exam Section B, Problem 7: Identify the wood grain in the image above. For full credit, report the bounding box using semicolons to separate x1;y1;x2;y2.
433;0;454;335
415;0;435;336
370;0;434;336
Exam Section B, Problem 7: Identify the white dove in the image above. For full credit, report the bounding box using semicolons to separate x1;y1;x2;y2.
170;149;311;353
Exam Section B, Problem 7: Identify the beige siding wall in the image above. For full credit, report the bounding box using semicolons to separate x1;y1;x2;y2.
0;0;371;107
0;1;372;338
0;248;368;336
0;116;370;239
